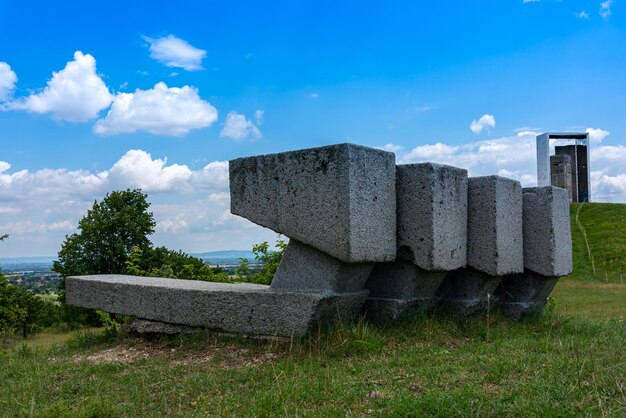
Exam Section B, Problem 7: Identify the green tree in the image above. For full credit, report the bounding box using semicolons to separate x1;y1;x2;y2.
124;246;233;282
236;237;287;284
53;189;156;277
0;234;58;338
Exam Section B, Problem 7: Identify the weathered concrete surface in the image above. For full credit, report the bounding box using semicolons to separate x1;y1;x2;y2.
396;163;468;271
436;268;502;316
467;176;524;276
496;271;559;319
522;187;573;277
362;298;422;323
124;319;202;335
66;275;368;338
229;143;396;263
362;260;447;322
270;239;373;294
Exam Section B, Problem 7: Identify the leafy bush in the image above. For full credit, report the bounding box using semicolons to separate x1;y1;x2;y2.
235;237;287;285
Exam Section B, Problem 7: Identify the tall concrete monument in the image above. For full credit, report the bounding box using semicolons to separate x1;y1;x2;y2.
536;132;590;202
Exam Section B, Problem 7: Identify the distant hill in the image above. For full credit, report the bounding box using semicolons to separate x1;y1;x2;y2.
569;202;626;283
0;256;57;265
190;250;256;264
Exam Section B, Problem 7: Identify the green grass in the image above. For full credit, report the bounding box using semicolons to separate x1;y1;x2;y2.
570;202;626;283
1;287;625;417
552;279;626;320
1;202;624;416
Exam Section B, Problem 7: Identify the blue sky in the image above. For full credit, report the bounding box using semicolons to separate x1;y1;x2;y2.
1;0;625;257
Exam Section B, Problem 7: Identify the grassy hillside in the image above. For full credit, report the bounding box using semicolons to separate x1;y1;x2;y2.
0;203;624;416
569;202;626;283
2;310;625;417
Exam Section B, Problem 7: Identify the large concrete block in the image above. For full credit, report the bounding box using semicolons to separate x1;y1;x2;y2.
362;260;447;322
229;143;396;263
436;268;502;316
397;163;468;271
270;239;373;294
495;271;559;319
66;275;368;338
467;176;524;276
522;187;573;277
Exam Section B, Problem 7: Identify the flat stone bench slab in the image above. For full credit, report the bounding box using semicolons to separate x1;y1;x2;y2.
66;275;368;338
229;143;396;263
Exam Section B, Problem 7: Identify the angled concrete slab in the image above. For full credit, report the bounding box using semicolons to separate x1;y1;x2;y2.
362;260;447;322
229;143;396;263
396;163;468;271
467;176;524;276
522;186;573;277
496;271;559;319
270;239;373;294
436;268;502;316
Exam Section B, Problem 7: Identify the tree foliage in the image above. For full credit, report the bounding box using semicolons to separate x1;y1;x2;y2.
53;189;156;277
125;246;233;282
1;235;60;338
236;237;287;285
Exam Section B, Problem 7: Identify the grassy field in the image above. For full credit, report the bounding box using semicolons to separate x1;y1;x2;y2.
1;203;625;416
570;202;626;283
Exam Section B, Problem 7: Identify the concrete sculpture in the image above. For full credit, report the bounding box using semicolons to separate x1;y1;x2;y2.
66;143;573;337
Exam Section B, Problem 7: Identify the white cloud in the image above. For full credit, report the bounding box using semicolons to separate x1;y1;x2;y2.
396;128;626;203
106;150;192;192
0;150;245;257
523;0;541;3
470;114;496;134
143;35;207;71
403;143;460;161
254;109;264;125
156;218;188;233
600;0;613;18
0;62;17;102
93;82;218;136
310;93;320;98
9;51;113;122
0;161;11;173
576;10;590;19
586;127;610;144
376;143;405;153
220;112;262;141
192;161;230;190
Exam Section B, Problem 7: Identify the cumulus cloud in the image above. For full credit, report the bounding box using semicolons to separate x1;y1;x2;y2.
220;111;262;141
600;0;613;18
403;143;460;161
254;109;264;125
470;114;496;134
143;35;207;71
576;10;590;19
376;143;405;153
397;128;626;202
156;218;188;233
585;127;610;144
0;149;254;257
106;150;192;192
93;82;218;136
0;62;17;102
8;51;113;122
